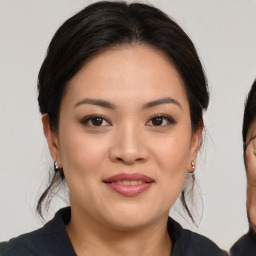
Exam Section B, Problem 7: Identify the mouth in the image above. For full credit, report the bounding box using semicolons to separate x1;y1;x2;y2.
106;180;151;185
103;173;154;196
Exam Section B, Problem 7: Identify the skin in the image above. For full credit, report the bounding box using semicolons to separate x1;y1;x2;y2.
245;119;256;233
42;45;202;256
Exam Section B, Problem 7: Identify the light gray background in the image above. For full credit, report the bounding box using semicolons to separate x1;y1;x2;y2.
0;0;256;250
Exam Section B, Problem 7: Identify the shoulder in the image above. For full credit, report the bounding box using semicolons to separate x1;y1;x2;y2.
0;223;50;256
230;229;256;256
0;207;75;256
177;229;228;256
168;218;228;256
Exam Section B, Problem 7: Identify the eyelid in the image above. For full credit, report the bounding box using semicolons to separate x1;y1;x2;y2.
146;114;176;126
81;114;112;127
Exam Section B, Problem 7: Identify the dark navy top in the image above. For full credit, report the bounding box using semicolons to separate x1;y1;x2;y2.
230;229;256;256
0;207;228;256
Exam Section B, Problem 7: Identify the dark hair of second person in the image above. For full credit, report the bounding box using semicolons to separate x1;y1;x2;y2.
242;78;256;233
230;79;256;255
243;79;256;151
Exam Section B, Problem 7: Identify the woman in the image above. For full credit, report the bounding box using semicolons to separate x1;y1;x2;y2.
230;79;256;255
0;1;227;255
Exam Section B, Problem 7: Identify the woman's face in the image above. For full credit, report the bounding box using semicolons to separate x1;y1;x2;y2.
45;45;202;229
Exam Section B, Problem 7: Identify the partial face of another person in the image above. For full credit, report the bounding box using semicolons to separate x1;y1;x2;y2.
45;45;202;230
245;119;256;232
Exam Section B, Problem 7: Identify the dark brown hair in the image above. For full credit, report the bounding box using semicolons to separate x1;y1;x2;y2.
243;79;256;151
37;1;209;223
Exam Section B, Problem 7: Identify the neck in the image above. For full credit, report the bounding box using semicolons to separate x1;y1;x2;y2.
66;207;172;256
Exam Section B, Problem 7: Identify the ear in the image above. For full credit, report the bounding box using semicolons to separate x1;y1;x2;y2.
42;114;62;167
187;120;204;173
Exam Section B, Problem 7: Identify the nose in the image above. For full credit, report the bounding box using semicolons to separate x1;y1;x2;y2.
109;124;149;165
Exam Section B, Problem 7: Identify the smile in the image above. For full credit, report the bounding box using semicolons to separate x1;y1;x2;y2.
103;173;154;196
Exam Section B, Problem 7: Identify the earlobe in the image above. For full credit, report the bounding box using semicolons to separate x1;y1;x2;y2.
42;114;61;164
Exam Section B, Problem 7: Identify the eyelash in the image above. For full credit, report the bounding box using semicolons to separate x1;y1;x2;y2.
146;114;176;127
80;114;176;128
81;115;111;127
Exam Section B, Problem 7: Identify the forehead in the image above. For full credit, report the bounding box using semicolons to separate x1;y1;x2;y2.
63;44;188;109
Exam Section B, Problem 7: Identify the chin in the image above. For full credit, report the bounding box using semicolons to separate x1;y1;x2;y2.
100;204;164;231
106;216;152;231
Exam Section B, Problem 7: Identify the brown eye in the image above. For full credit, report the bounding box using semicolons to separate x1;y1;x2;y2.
81;115;111;127
151;116;163;126
147;115;176;127
91;117;104;126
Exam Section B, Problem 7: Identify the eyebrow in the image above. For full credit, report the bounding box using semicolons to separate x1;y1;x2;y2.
142;97;182;109
74;98;117;109
74;97;181;110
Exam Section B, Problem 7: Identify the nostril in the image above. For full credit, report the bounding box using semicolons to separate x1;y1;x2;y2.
115;156;146;165
109;144;148;164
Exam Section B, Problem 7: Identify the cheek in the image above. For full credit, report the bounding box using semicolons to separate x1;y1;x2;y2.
58;130;111;207
151;130;192;173
149;128;192;201
59;129;108;179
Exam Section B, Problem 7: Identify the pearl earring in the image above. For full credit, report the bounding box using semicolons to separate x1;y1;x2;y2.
191;161;195;171
54;161;65;179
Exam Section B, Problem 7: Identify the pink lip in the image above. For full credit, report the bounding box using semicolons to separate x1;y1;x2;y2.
103;173;154;183
103;173;154;197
